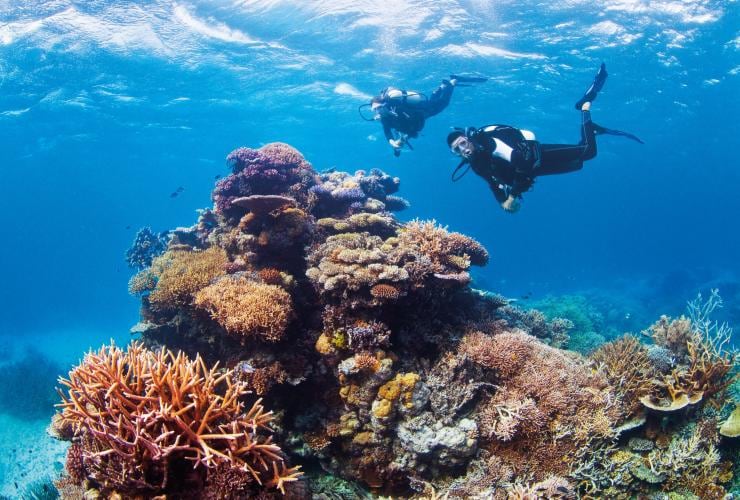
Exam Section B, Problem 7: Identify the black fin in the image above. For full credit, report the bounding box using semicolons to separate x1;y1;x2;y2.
593;122;644;144
575;63;608;109
450;74;488;83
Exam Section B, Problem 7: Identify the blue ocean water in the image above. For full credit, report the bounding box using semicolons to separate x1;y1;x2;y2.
0;0;738;494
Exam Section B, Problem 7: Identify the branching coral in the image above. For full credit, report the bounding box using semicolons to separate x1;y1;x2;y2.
459;331;620;481
57;342;301;496
644;314;693;358
147;247;228;309
591;335;657;417
641;292;737;411
125;226;168;270
194;276;293;342
398;219;489;270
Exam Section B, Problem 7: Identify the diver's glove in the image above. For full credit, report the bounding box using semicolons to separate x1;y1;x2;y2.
501;195;521;213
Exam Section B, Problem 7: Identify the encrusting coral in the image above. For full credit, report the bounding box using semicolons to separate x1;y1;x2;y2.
56;342;301;497
82;142;739;499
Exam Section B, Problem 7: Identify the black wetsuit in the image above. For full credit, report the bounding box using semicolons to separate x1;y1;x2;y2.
467;110;597;203
379;80;455;142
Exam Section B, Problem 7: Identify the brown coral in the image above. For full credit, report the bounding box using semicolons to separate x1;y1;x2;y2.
399;219;489;270
148;247;227;309
195;276;293;342
370;283;402;300
644;315;693;358
57;342;301;495
591;335;656;416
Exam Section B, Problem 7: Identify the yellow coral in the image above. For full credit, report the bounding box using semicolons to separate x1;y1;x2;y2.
372;399;393;418
148;247;227;308
194;276;292;341
315;332;336;355
377;373;420;409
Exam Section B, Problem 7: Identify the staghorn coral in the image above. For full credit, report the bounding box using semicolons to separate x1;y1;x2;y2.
57;342;301;496
147;247;228;309
591;335;657;417
458;330;621;483
640;293;737;412
194;276;293;342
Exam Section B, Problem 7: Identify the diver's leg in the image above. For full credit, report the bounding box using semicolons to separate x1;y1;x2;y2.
538;145;585;175
423;80;455;117
579;107;597;160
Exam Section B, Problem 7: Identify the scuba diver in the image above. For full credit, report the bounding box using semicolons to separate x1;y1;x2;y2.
362;75;487;157
447;63;643;213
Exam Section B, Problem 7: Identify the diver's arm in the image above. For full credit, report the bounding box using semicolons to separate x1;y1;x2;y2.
486;178;509;205
382;120;395;142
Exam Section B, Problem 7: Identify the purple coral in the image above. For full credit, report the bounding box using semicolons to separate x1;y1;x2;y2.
214;143;317;218
331;187;366;202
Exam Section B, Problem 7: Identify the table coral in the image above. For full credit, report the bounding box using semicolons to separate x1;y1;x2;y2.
56;342;301;496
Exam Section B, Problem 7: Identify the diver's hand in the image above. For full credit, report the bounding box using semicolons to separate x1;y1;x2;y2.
389;138;403;156
501;195;521;213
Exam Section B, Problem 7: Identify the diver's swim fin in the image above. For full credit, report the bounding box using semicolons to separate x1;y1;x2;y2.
593;123;644;144
575;63;607;109
450;74;488;84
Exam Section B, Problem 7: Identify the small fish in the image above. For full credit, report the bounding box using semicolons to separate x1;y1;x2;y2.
214;174;222;180
170;186;184;198
521;291;532;300
125;225;131;230
14;481;18;489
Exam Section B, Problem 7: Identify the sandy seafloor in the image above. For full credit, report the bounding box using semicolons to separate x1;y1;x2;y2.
0;329;129;497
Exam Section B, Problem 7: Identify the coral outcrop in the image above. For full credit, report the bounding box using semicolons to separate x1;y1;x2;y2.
57;142;738;499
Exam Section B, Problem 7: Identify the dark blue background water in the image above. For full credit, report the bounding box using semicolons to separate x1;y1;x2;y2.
1;0;739;337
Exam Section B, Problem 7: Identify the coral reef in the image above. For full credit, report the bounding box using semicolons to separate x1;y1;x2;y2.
65;142;738;499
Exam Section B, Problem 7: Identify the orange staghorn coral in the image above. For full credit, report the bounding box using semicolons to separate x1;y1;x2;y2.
194;276;293;342
56;342;300;496
148;247;228;309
